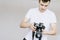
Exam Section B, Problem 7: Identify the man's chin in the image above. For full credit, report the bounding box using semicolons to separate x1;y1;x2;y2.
39;9;46;13
41;10;45;13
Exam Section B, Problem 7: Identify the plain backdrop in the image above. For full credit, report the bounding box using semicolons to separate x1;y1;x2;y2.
0;0;60;40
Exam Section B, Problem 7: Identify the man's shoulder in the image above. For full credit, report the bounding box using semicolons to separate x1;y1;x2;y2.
47;9;54;13
47;9;55;15
26;8;38;16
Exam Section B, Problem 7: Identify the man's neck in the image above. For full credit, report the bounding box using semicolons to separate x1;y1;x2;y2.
39;8;46;13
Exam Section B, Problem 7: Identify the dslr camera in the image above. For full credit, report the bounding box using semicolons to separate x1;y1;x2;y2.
33;22;45;40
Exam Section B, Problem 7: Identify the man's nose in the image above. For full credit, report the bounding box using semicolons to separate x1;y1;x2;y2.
42;6;45;9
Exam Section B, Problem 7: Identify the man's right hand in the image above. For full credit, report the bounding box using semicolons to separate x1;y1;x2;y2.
29;24;36;32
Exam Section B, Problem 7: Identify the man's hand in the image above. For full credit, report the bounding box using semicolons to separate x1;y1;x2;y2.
29;24;36;32
42;23;56;35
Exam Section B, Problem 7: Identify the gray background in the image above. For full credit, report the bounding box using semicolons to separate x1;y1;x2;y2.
0;0;60;40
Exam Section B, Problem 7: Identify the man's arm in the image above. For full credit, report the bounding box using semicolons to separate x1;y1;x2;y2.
48;23;56;35
20;18;36;31
43;23;57;35
20;18;30;28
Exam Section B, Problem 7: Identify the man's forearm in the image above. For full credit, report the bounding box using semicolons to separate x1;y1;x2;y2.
20;22;31;28
47;31;56;35
43;30;56;35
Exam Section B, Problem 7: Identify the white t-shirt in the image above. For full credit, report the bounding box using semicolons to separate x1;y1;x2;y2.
24;8;57;40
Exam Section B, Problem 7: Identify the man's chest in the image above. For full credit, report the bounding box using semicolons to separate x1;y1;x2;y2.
30;13;50;23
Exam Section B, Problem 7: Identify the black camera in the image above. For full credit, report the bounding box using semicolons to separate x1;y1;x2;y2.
33;22;45;40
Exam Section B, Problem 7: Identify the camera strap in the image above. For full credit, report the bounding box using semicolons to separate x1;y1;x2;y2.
32;32;35;40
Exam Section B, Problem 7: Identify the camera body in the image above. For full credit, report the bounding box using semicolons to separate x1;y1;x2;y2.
34;22;45;39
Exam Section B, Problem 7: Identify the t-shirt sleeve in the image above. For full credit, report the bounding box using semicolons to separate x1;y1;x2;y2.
25;9;32;20
50;13;57;23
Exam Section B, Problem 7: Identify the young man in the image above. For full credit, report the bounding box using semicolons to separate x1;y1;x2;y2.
20;0;57;40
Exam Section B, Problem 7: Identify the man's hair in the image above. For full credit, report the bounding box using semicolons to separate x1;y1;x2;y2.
39;0;51;3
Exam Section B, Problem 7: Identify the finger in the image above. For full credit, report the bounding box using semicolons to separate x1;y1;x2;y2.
32;29;36;32
33;26;36;29
33;29;36;31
